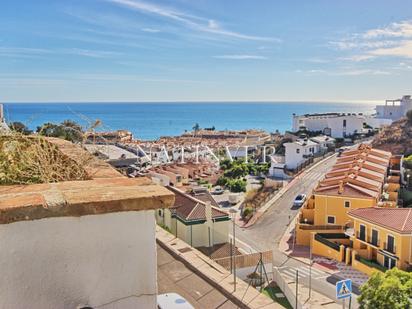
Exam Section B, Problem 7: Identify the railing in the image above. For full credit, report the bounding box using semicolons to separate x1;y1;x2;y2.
383;242;396;255
356;232;380;246
314;234;340;251
299;224;342;230
355;255;387;272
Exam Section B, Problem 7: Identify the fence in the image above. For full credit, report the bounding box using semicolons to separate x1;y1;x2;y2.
273;267;302;309
314;234;340;251
213;250;273;270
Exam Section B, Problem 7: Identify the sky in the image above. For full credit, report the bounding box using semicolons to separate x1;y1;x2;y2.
1;0;412;102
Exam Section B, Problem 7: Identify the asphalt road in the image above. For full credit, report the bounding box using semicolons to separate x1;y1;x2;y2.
235;154;338;253
230;154;362;306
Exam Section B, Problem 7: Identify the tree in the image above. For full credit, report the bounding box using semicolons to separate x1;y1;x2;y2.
358;268;412;309
192;123;200;133
37;120;83;143
227;178;247;192
9;122;32;135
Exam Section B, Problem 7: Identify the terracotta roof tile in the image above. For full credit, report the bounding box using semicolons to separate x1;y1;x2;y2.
348;207;412;234
167;186;228;222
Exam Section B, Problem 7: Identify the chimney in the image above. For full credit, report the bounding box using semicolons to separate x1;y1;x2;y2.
338;180;344;194
205;201;212;224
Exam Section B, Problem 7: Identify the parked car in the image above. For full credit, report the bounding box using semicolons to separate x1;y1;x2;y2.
293;194;307;207
212;186;224;195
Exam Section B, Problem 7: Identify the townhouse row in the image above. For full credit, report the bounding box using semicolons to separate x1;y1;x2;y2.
295;144;409;274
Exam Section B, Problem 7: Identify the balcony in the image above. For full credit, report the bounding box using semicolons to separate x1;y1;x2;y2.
383;242;396;255
354;254;386;272
356;232;380;247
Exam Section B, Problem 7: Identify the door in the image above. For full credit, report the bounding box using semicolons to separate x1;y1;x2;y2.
384;256;396;269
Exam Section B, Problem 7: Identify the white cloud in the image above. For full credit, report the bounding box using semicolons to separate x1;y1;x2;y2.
363;21;412;39
141;27;161;33
368;40;412;59
331;20;412;61
107;0;279;42
213;55;268;60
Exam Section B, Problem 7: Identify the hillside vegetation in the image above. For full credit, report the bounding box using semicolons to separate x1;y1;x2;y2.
372;114;412;155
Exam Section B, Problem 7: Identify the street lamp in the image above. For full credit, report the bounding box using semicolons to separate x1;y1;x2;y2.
229;208;237;292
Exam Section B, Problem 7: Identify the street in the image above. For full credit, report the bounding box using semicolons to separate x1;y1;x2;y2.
229;154;361;306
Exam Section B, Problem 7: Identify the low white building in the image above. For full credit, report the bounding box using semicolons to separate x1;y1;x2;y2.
268;155;288;178
310;135;335;151
284;138;320;170
156;186;230;248
375;95;412;121
292;112;366;138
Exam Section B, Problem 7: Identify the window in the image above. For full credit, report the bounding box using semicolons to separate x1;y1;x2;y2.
344;201;350;208
327;216;335;224
359;224;366;241
343;119;347;127
386;235;395;254
296;149;300;154
371;229;379;246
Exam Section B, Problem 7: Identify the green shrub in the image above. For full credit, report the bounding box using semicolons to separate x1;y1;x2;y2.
228;178;247;192
242;206;253;218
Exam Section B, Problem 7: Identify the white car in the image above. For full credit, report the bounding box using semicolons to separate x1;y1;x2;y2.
293;194;307;207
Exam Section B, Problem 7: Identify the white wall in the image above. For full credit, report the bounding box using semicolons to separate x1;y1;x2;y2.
0;211;158;309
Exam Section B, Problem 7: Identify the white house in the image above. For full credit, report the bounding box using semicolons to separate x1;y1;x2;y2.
156;186;230;248
310;135;335;151
284;138;320;169
375;95;412;121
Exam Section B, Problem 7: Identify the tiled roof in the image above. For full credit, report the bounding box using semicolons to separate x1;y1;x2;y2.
167;186;228;222
348;207;412;234
314;144;390;198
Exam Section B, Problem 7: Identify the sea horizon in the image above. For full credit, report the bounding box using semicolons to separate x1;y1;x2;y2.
4;102;377;140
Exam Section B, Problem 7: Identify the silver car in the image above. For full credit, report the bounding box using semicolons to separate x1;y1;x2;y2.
293;194;307;207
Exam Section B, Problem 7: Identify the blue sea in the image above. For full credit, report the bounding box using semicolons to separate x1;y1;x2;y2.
3;102;376;140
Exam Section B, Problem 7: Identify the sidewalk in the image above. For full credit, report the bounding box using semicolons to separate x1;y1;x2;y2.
156;226;284;309
278;219;369;287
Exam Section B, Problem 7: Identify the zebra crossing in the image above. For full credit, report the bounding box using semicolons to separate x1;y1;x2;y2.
278;266;330;282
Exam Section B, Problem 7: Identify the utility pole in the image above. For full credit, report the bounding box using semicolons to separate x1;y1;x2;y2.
229;208;237;292
309;234;312;299
295;270;299;309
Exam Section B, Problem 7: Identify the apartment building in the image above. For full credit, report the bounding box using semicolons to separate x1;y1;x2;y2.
375;95;412;121
349;207;412;274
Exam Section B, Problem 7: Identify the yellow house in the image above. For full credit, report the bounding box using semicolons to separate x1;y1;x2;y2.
348;207;412;274
296;144;393;246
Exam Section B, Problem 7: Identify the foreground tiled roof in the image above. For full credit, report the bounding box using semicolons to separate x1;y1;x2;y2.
0;177;175;224
167;186;228;222
348;207;412;234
